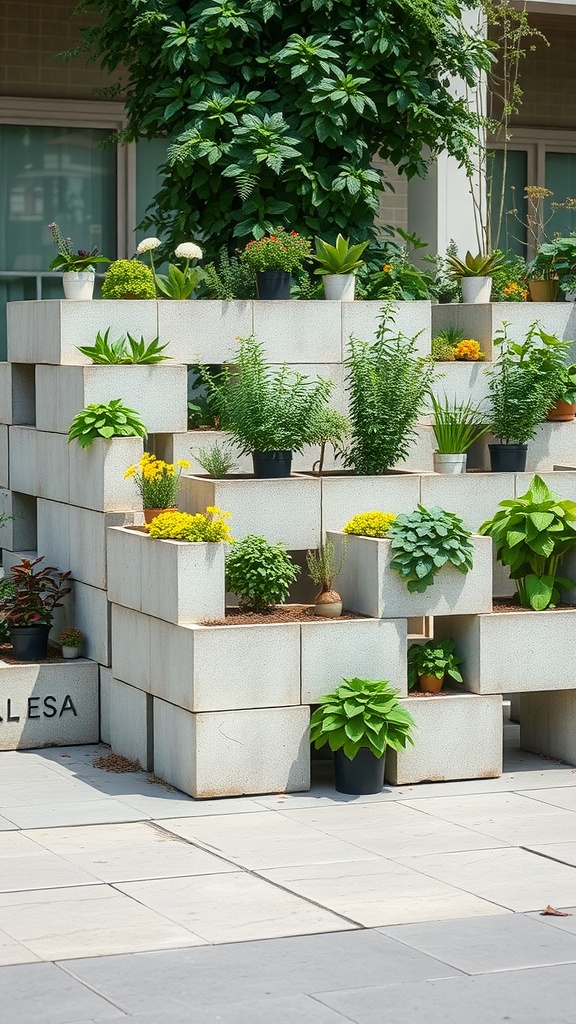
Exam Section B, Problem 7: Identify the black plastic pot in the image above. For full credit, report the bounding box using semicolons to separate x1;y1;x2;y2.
255;271;291;300
489;443;527;472
9;623;51;661
252;450;292;478
334;747;385;795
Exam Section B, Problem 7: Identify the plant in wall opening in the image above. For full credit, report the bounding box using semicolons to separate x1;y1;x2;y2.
309;408;350;475
203;336;332;478
124;453;190;522
407;639;463;694
68;400;147;448
225;535;299;613
147;506;232;542
310;678;415;795
454;339;484;361
59;626;84;660
388;506;474;594
430;394;488;474
344;307;438;475
192;442;237;478
0;557;72;662
101;259;156;300
479;475;576;610
445;250;505;304
240;228;312;299
312;234;369;301
306;541;345;618
343;511;397;538
76;329;169;364
48;221;109;300
154;242;204;300
547;363;576;421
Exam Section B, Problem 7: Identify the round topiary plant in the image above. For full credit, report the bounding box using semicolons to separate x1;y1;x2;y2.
101;259;156;299
225;534;300;613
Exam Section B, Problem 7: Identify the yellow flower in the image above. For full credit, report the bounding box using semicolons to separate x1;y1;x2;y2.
454;339;484;361
177;459;191;469
124;465;136;479
382;263;393;273
343;511;396;538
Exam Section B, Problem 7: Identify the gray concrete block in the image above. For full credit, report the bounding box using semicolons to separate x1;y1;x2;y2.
520;690;576;764
301;617;408;702
320;473;421;534
9;427;70;501
0;659;99;750
99;665;112;744
0;492;37;553
109;677;153;770
253;300;342;363
68;436;144;512
158;300;253;363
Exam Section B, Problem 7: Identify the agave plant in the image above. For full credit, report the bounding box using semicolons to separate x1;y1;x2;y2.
312;234;369;276
445;251;505;278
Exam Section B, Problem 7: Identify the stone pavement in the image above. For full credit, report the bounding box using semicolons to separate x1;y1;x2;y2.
2;714;576;1023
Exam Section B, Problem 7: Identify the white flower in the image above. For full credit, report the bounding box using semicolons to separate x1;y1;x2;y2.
136;237;161;254
175;242;203;260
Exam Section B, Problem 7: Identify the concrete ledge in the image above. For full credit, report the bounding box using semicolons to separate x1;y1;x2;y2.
109;677;153;771
68;437;144;513
0;659;99;750
385;691;503;784
321;474;422;534
328;532;492;618
153;698;310;797
9;427;69;501
301;617;408;701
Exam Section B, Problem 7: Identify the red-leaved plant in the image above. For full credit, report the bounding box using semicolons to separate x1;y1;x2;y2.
0;557;72;628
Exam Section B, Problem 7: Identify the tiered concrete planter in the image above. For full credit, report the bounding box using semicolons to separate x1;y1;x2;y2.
180;474;321;549
301;617;408;701
321;473;421;534
435;609;576;692
107;526;225;624
385;691;503;784
327;532;492;618
153;698;310;798
0;659;99;750
520;690;576;764
432;302;576;361
68;437;145;513
150;430;344;477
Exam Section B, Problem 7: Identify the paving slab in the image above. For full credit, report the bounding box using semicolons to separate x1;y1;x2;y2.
0;960;125;1024
0;831;102;892
520;786;576;811
1;800;150;830
526;905;576;936
124;995;352;1023
525;843;576;867
401;791;576;845
0;928;41;966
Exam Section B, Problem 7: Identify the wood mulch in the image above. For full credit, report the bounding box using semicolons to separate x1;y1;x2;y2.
492;598;575;613
202;604;367;625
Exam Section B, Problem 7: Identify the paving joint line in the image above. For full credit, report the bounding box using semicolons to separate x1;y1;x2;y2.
519;844;576;871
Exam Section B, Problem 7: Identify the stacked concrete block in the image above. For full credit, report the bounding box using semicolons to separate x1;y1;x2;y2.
520;690;576;764
0;659;99;751
432;301;576;360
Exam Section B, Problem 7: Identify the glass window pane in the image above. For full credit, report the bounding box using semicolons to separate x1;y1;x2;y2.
544;152;576;238
489;149;527;256
135;137;169;240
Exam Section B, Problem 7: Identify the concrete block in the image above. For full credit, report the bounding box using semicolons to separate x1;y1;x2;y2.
70;581;110;666
7;300;159;365
327;532;492;618
321;473;421;534
432;302;576;360
520;690;576;765
37;499;70;573
430;362;490;410
109;677;153;771
180;475;321;549
0;492;37;552
0;659;99;750
0;364;35;426
420;472;516;532
35;364;188;435
68;437;144;512
157;300;253;363
522;423;576;472
9;427;69;501
107;526;226;624
0;426;8;490
385;691;503;784
342;301;431;358
301;617;408;702
151;431;252;476
153;699;310;797
111;605;152;694
252;300;342;363
435;609;576;693
99;666;112;744
70;506;140;589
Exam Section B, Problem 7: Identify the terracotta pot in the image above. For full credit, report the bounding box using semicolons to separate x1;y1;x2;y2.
314;589;342;618
418;674;444;694
528;280;558;302
143;506;177;525
546;399;576;422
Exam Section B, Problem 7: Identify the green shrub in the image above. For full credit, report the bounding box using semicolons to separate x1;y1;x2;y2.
225;535;299;612
101;259;156;299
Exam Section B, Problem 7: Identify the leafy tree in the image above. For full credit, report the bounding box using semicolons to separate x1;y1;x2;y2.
73;0;493;251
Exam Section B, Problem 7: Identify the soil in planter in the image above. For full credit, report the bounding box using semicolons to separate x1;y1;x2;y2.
492;597;575;612
0;643;70;664
202;603;369;625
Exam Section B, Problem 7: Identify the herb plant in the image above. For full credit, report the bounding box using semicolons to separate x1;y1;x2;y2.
309;408;350;475
193;442;237;478
203;250;256;300
306;541;344;593
430;395;488;455
388;506;474;594
101;259;156;299
225;535;299;613
77;329;169;364
407;639;463;690
68;400;147;448
124;453;190;508
344;308;437;474
0;556;72;627
204;336;332;454
310;678;415;760
479;475;576;610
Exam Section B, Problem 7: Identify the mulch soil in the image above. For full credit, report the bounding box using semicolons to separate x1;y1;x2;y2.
0;643;69;664
202;604;367;625
492;598;575;613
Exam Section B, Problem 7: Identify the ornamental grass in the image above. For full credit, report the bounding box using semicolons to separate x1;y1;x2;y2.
124;453;190;509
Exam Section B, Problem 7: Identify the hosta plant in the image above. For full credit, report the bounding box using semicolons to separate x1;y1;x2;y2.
68;400;147;448
77;329;169;364
479;475;576;610
310;678;415;760
388;506;474;594
225;535;299;613
407;639;463;691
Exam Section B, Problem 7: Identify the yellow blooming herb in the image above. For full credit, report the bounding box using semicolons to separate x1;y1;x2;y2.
343;511;397;538
146;507;233;542
123;452;189;509
454;339;484;361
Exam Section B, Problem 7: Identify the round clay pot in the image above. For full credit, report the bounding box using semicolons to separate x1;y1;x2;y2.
143;506;177;525
547;399;576;422
314;589;342;618
418;674;444;694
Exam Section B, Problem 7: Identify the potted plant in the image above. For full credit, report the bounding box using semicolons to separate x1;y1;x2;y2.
445;250;505;303
147;506;233;541
101;259;156;299
204;336;332;477
487;323;571;471
524;243;560;302
310;677;416;795
430;394;488;474
407;639;463;693
225;535;300;612
480;474;576;610
124;452;191;523
48;222;109;300
59;626;84;659
306;541;345;618
0;557;72;661
547;363;576;421
311;234;369;300
240;227;312;299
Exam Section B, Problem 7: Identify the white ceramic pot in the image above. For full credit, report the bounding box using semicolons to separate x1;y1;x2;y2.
461;276;492;304
62;271;95;300
61;645;80;659
433;452;467;475
323;274;356;301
